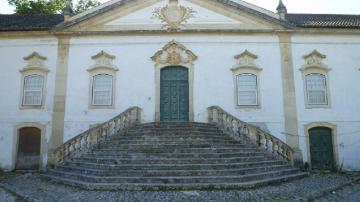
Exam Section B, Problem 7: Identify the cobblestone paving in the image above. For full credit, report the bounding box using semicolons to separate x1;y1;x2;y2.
0;172;358;202
0;187;17;202
316;181;360;202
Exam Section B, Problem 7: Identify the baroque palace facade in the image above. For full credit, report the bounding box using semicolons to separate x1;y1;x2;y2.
0;0;360;171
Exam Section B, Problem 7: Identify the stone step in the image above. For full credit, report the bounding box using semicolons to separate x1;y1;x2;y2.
110;135;234;141
46;121;305;190
43;172;308;191
46;168;299;184
73;155;269;165
92;147;260;154
83;151;265;159
56;164;293;177
126;128;222;134
138;122;214;127
102;139;243;145
100;143;251;150
133;125;219;130
123;132;222;137
64;160;286;171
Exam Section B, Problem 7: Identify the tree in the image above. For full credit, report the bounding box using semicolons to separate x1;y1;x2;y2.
7;0;101;15
74;0;100;14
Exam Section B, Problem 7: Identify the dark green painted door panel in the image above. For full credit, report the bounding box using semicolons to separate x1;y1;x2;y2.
309;127;335;170
160;66;189;122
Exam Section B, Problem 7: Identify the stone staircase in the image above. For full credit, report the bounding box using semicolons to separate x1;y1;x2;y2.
44;122;307;190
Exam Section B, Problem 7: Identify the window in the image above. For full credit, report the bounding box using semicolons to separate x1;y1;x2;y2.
305;73;328;105
236;73;258;105
300;50;331;108
22;75;44;106
92;74;113;106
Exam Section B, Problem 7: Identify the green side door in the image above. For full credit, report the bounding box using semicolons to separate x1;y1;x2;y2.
309;127;335;170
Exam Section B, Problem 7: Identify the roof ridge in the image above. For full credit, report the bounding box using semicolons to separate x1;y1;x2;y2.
287;13;360;17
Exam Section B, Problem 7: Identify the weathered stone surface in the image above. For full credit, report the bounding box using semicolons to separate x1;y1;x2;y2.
44;122;306;190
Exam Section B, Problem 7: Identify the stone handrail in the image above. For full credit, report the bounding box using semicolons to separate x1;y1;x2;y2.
207;106;293;163
54;107;141;165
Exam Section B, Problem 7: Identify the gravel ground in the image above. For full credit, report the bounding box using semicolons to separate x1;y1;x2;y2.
316;180;360;202
0;172;358;202
0;187;17;202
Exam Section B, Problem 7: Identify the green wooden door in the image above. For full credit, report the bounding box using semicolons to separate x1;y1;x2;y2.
160;66;189;122
309;127;335;170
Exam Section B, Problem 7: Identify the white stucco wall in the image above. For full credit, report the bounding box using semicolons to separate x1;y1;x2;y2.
0;33;359;171
63;34;286;143
292;35;360;170
0;37;58;171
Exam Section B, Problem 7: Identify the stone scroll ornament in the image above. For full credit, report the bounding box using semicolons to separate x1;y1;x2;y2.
152;0;196;31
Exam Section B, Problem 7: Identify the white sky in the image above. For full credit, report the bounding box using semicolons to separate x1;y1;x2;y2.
0;0;359;14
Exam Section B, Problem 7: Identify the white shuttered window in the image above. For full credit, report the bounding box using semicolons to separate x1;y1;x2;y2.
306;73;328;105
237;73;258;105
92;74;113;105
23;75;44;105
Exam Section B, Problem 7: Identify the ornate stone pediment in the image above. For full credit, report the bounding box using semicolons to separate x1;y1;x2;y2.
301;50;330;71
151;40;197;65
152;0;196;31
20;52;49;73
88;50;118;72
231;50;262;72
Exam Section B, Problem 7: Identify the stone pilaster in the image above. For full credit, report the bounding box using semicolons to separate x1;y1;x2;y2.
48;36;70;165
278;33;303;167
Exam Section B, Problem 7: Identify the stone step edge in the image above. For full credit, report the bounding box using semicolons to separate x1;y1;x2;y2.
93;148;259;152
48;168;300;180
42;172;309;191
79;155;266;161
65;160;285;168
57;164;292;174
77;155;267;161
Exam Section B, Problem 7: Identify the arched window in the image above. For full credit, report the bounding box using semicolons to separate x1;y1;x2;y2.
87;51;118;109
305;73;328;105
236;73;258;105
20;52;49;109
22;74;45;106
300;50;331;108
92;74;113;106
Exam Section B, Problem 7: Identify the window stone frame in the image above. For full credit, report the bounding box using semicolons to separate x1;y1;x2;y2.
87;51;118;109
19;52;49;109
300;50;331;109
231;50;262;109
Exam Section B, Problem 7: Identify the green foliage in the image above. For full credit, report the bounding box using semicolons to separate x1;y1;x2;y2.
7;0;101;15
74;0;100;14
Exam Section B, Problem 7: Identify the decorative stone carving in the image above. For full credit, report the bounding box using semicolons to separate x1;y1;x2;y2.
152;0;196;31
20;52;49;73
88;50;118;72
231;50;262;72
151;40;197;65
301;50;330;71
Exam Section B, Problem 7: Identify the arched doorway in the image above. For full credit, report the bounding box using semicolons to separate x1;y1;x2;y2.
309;127;335;170
16;127;41;170
160;66;189;122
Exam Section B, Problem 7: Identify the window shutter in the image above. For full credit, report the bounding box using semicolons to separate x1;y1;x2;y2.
92;74;113;105
237;74;258;105
306;74;327;105
23;75;44;105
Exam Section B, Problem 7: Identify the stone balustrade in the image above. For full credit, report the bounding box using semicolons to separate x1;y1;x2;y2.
54;107;141;165
208;106;293;163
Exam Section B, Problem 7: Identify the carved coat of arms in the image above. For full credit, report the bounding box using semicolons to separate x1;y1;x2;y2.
153;0;196;31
